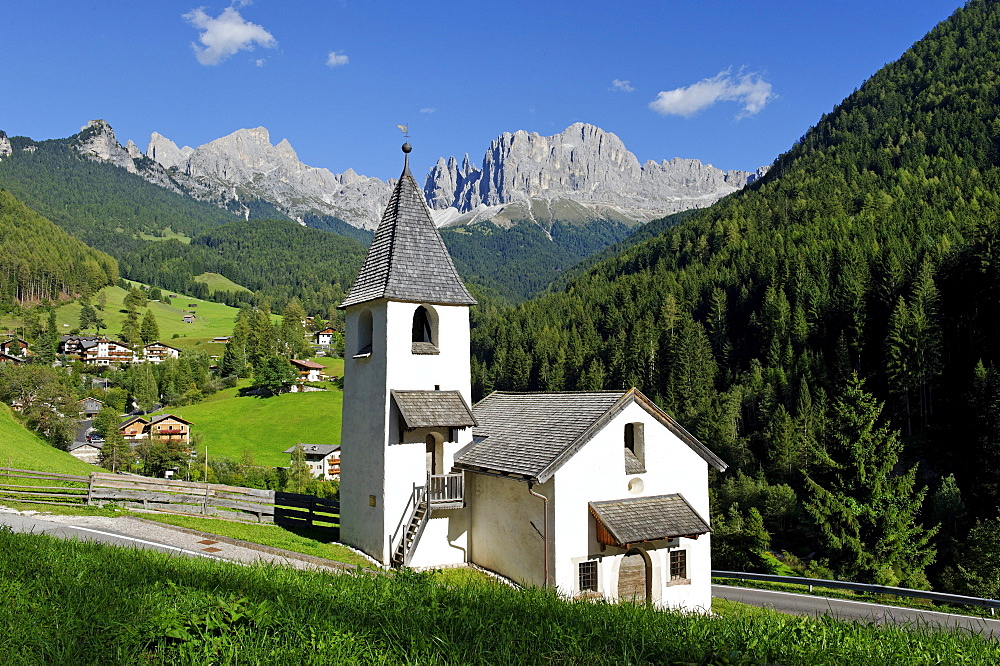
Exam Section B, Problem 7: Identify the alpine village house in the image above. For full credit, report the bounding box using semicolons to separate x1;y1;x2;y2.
338;143;727;611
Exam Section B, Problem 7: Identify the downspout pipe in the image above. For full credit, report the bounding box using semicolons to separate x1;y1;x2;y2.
527;481;549;587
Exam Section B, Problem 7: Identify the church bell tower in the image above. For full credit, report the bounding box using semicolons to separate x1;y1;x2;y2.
338;142;478;566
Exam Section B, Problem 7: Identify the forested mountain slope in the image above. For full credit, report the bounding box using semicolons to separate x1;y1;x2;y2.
471;0;1000;589
0;190;117;306
120;219;368;316
0;133;239;254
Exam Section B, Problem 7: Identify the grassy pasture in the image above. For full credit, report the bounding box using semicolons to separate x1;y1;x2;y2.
193;272;248;293
152;388;342;467
0;403;93;475
1;530;996;664
1;284;279;350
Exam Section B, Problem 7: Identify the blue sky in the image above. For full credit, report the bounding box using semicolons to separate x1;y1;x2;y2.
0;1;966;181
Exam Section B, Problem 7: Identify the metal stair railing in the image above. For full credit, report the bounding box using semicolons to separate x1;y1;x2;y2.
390;483;427;567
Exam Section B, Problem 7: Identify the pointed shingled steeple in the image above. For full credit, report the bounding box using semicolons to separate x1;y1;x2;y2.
339;144;476;309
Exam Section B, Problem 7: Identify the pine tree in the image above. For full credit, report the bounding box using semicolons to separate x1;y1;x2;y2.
120;309;140;345
99;428;134;473
803;374;937;587
140;309;160;344
78;300;96;333
279;298;310;359
286;444;313;494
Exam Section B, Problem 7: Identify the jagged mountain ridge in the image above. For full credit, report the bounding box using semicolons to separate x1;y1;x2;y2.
127;122;765;231
425;123;768;229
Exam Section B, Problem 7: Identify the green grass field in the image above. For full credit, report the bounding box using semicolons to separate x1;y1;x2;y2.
0;403;94;474
193;272;248;294
154;388;342;467
310;355;344;377
2;531;996;664
1;284;280;351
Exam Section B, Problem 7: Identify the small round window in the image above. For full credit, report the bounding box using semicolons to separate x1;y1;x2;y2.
628;477;644;494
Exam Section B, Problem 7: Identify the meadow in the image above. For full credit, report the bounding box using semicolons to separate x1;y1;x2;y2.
1;529;996;665
1;283;279;350
193;272;248;294
0;403;93;474
154;387;343;467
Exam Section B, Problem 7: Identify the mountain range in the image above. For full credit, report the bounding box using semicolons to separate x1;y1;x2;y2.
71;120;766;232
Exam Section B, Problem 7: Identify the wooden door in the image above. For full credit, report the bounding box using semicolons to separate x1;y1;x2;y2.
617;550;648;602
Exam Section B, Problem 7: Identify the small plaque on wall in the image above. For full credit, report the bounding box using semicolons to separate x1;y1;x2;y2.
369;495;377;507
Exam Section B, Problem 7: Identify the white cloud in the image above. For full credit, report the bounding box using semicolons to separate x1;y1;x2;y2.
326;51;349;67
255;58;266;67
419;108;435;114
649;69;774;119
611;79;634;93
184;7;276;66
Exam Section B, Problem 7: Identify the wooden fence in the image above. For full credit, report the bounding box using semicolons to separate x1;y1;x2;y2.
0;467;339;536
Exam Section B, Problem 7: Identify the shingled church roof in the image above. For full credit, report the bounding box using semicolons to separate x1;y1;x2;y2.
339;146;476;309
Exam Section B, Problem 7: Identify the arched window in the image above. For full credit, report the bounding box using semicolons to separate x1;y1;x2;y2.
354;308;373;358
624;422;645;473
412;306;433;343
411;305;439;355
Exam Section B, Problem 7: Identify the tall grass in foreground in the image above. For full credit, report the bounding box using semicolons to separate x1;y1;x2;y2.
0;529;995;665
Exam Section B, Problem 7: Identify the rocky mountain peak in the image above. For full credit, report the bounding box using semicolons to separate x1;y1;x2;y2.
146;132;194;170
424;122;767;224
0;131;11;160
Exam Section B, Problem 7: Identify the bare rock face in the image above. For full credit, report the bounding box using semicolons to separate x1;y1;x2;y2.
71;120;184;194
146;127;392;229
425;123;767;226
76;118;766;232
146;132;193;169
76;120;139;174
0;131;11;160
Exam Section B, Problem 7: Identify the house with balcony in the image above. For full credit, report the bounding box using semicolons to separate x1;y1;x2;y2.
337;144;725;613
148;414;193;445
0;337;29;358
60;336;135;366
141;342;181;364
314;328;336;346
284;443;341;480
290;359;325;382
119;416;149;442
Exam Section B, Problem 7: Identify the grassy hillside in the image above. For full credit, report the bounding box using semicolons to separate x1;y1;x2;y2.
1;284;281;350
2;530;996;664
193;272;248;294
0;403;93;474
153;387;342;467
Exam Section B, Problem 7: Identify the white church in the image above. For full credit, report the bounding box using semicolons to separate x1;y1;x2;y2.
338;143;727;611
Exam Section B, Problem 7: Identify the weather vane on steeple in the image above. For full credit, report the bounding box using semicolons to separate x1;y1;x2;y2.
397;124;412;168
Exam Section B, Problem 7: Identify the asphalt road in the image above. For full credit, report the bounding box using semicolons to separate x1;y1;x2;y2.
0;512;214;559
714;584;1000;638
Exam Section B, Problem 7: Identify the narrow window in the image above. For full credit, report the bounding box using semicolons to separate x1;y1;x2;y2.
411;305;439;355
624;422;645;473
412;306;433;343
669;550;687;580
578;560;598;592
355;308;373;358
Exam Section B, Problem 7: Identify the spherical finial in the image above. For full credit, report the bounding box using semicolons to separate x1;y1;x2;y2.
402;142;412;154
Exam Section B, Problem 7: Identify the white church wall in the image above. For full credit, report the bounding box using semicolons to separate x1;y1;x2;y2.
467;473;549;587
407;508;470;568
342;299;475;566
384;302;472;402
550;400;713;611
340;301;390;560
